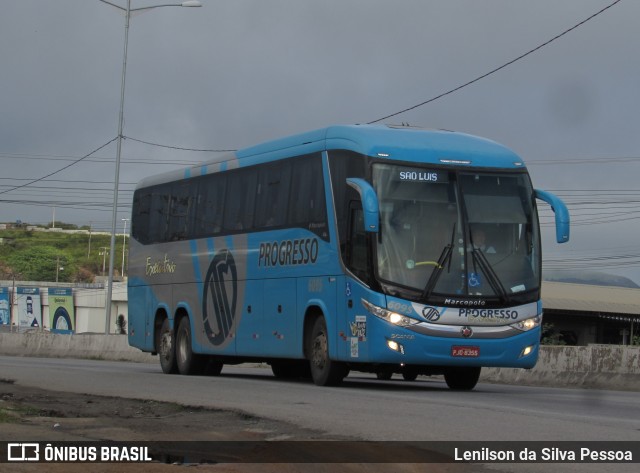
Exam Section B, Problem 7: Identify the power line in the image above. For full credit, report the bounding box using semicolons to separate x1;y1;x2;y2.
0;137;118;197
367;0;623;124
124;135;236;153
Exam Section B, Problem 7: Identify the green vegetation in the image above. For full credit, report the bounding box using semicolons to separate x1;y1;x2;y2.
0;224;127;283
0;404;43;423
541;323;567;346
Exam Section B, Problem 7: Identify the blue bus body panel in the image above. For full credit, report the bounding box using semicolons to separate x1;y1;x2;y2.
231;125;525;170
361;315;540;368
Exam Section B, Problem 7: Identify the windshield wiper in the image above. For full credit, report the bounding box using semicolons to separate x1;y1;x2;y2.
471;248;509;303
421;225;456;301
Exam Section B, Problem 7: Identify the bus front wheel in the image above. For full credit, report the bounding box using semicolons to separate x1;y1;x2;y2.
444;366;481;390
307;317;348;386
175;317;205;375
157;317;178;374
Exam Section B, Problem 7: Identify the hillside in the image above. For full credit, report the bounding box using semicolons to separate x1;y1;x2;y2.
0;226;127;283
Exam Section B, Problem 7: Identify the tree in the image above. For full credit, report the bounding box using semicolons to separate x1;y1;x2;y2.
541;323;566;346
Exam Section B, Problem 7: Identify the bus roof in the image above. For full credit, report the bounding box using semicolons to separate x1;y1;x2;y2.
238;124;524;169
136;125;525;189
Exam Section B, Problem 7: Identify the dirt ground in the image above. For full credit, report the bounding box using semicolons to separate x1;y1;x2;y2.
0;378;471;473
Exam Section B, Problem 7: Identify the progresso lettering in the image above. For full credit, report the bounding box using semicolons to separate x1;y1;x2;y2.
459;308;518;320
259;238;319;267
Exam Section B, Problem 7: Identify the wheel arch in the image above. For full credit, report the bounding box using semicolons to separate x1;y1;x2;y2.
302;301;339;360
153;306;171;352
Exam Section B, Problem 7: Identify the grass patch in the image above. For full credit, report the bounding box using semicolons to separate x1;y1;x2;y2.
0;404;50;423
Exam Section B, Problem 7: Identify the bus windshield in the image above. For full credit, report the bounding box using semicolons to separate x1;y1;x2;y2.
373;163;540;304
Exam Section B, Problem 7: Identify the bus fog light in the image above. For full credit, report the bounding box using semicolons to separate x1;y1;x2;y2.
520;345;534;357
387;340;404;354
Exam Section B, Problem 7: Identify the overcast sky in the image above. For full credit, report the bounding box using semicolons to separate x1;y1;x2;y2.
0;0;638;284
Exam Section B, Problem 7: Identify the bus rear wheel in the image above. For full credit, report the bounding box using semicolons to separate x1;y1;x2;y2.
307;317;348;386
157;317;178;374
444;367;481;390
175;317;206;375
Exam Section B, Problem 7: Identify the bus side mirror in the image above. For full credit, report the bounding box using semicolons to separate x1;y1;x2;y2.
535;189;570;243
346;178;379;233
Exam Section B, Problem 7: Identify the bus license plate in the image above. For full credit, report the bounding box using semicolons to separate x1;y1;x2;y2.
451;346;480;357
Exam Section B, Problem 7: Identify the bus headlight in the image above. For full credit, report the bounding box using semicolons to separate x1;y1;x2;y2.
511;316;541;332
362;299;420;327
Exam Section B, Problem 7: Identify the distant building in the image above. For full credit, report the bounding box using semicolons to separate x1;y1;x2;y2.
542;282;640;345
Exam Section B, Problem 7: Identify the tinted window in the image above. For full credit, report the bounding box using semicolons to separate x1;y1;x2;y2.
132;153;329;244
255;161;292;228
289;154;328;238
223;169;258;232
194;174;225;238
148;187;171;243
131;189;151;244
167;180;196;241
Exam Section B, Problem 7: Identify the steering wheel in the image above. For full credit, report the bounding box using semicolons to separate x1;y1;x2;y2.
406;260;442;270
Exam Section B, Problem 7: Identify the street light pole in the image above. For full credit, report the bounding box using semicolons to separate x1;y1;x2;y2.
100;0;201;334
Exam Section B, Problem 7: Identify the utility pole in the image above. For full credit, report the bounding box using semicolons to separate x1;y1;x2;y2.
99;247;109;275
87;221;92;259
55;255;61;283
121;218;129;278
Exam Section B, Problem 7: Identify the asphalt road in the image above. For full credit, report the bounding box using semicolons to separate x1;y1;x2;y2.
2;355;639;473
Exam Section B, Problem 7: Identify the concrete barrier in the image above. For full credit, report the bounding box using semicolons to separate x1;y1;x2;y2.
481;345;640;391
0;331;155;364
1;332;638;390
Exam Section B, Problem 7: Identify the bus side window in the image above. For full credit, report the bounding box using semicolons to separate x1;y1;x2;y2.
194;174;225;238
149;190;170;244
223;169;257;232
132;190;151;244
255;161;291;229
168;181;196;241
289;154;328;238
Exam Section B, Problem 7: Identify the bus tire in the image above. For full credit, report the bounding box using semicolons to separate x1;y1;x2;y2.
402;367;419;381
307;317;348;386
157;317;178;374
444;366;481;390
175;317;205;375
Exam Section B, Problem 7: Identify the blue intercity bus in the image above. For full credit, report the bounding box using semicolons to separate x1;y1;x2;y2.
128;125;569;390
